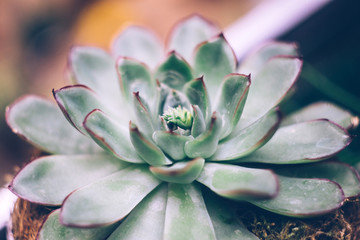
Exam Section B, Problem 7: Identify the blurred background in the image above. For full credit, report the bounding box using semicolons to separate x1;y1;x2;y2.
0;0;360;226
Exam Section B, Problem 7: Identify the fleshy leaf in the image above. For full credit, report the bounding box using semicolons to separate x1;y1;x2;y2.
164;183;216;240
9;154;129;205
117;57;156;105
163;89;191;112
53;85;109;135
112;26;163;69
155;51;194;91
167;14;220;63
197;163;278;200
282;101;358;130
5;95;100;154
211;108;281;161
107;184;167;240
191;105;206;138
276;161;360;198
61;165;161;227
153;130;193;160
185;112;222;159
83;109;144;163
238;57;302;128
204;191;259;240
38;209;118;240
150;158;205;184
69;46;122;108
132;92;155;139
194;34;237;101
250;176;345;217
239;120;351;164
184;76;211;122
215;74;250;139
238;42;299;76
130;122;171;166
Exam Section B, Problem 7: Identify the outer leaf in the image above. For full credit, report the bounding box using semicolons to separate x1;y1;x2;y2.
83;109;144;163
238;57;302;128
130;122;171;166
250;176;345;217
117;57;156;105
215;74;250;139
153;130;193;160
239;120;351;164
5;95;100;154
276;161;360;198
185;112;222;159
155;51;194;91
112;26;164;69
164;183;216;240
69;46;122;108
9;154;129;205
167;14;220;63
37;209;118;240
238;42;299;76
53;85;108;135
150;158;205;184
197;163;278;200
184;76;211;122
107;184;167;240
211;108;281;161
61;165;161;227
194;34;237;101
281;101;358;130
204;191;259;240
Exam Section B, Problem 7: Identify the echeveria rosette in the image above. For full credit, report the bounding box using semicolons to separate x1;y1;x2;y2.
5;15;360;239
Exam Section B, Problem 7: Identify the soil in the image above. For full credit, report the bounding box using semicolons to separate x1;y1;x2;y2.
10;197;360;240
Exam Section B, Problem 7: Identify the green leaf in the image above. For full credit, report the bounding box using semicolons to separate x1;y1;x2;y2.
276;161;360;198
129;122;171;166
282;101;358;130
150;158;205;184
184;76;211;122
132;92;155;139
117;57;156;106
239;120;351;164
194;34;237;101
167;14;220;63
61;165;161;227
69;46;122;108
215;74;250;139
5;95;100;154
112;26;163;69
191;105;206;138
107;184;167;240
250;176;345;217
238;57;302;128
38;209;118;240
163;89;191;112
153;130;193;160
164;183;216;240
204;191;259;240
83;109;144;163
9;154;129;205
155;51;194;91
211;108;281;161
197;163;278;200
53;85;111;135
185;112;222;159
238;42;299;76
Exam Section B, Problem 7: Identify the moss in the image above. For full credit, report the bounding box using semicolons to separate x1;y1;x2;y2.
237;198;360;240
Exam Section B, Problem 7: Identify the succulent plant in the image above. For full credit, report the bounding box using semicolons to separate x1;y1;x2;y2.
6;15;360;240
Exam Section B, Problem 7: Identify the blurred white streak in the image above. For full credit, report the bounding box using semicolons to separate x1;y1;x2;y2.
0;187;17;230
225;0;331;60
